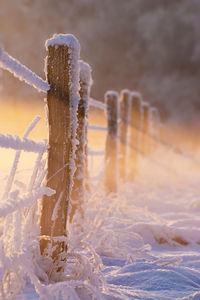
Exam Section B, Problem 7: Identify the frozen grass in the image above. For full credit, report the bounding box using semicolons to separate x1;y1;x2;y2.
0;117;106;300
1;113;200;299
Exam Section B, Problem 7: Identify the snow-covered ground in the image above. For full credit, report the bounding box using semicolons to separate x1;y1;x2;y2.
1;111;200;299
81;148;200;299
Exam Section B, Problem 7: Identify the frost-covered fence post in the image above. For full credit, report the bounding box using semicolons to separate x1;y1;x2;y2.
153;107;161;151
128;92;142;180
70;61;92;222
119;90;131;182
104;91;119;194
40;34;80;271
141;102;150;156
83;68;92;193
149;107;160;154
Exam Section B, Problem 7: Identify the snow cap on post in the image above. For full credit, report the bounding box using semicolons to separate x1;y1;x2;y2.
45;34;80;111
120;89;131;97
131;91;142;101
105;90;119;105
142;101;149;107
45;34;80;49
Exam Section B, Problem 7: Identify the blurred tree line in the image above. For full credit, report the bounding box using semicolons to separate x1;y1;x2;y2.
1;0;200;125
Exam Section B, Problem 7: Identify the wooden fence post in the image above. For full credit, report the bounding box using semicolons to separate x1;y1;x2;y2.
70;61;92;223
119;89;131;182
104;91;119;194
149;107;159;154
83;67;92;193
141;102;150;156
128;92;142;180
40;34;80;275
153;107;161;147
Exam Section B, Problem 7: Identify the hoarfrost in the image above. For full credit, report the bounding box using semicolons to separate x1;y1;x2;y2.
105;90;119;100
1;116;41;201
142;101;150;108
0;187;54;218
79;60;92;86
0;47;49;92
45;34;81;196
45;34;79;49
0;133;46;153
105;90;119;126
88;124;107;132
89;98;107;110
70;60;92;221
131;91;142;100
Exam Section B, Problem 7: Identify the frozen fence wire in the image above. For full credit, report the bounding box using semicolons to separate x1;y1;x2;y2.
88;124;107;132
88;94;200;178
1;116;42;201
88;148;105;156
89;98;107;110
0;47;49;92
0;133;47;153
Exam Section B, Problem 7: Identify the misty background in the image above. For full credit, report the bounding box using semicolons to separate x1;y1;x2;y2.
1;0;200;149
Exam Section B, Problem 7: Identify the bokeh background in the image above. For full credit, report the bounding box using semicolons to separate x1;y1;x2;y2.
1;0;200;151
